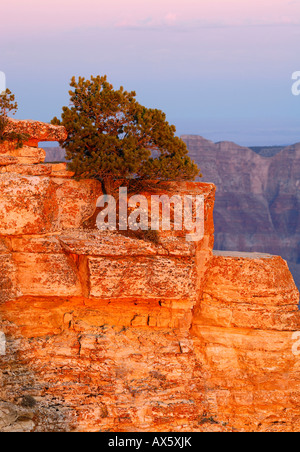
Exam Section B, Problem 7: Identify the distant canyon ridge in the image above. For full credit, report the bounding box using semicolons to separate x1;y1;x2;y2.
182;135;300;290
45;137;300;289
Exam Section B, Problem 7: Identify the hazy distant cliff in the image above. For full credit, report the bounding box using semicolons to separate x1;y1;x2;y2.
181;135;300;289
44;147;66;163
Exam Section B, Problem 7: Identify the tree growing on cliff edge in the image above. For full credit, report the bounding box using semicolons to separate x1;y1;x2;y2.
0;89;29;147
51;75;200;194
0;89;17;143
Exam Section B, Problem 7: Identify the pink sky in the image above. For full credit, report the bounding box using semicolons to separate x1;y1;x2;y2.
1;0;300;35
1;0;300;145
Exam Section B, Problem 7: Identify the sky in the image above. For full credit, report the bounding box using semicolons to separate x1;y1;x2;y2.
1;0;300;145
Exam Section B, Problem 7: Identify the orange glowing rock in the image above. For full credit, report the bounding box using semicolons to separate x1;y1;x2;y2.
0;119;299;432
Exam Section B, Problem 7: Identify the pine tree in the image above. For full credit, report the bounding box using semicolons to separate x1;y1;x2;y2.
52;75;200;193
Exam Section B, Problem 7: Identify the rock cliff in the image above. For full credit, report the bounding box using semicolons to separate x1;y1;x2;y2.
0;120;299;432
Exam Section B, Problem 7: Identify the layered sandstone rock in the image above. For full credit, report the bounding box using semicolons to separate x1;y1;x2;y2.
0;120;299;432
192;251;300;431
4;118;67;147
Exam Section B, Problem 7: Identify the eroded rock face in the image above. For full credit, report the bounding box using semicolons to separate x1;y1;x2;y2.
4;118;67;147
192;251;300;431
0;120;299;432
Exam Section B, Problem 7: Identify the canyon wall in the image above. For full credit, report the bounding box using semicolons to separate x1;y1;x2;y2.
182;135;300;289
0;121;300;432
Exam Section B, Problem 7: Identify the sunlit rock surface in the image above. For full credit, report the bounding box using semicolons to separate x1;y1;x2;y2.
0;120;299;432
